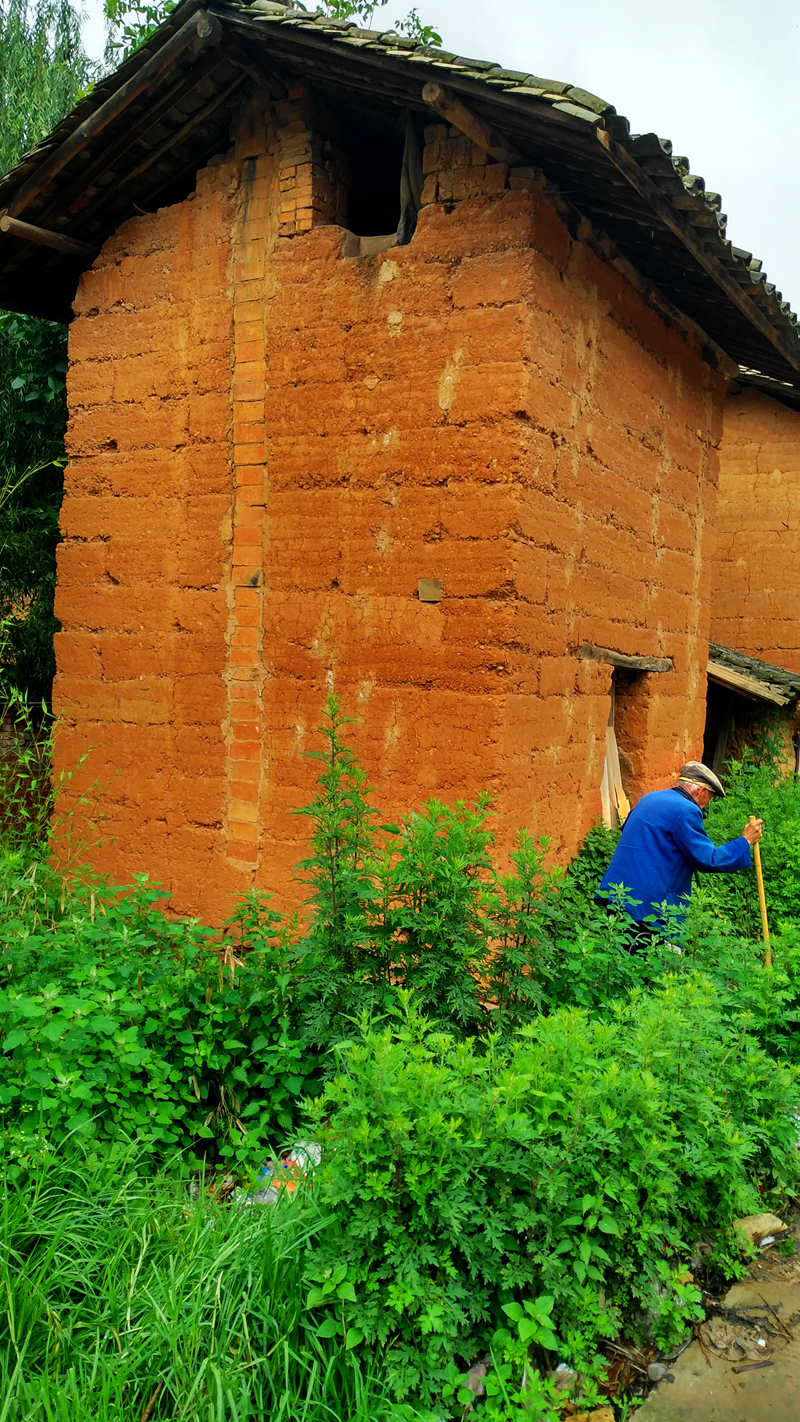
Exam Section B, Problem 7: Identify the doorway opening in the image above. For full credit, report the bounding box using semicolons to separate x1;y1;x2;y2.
600;670;649;828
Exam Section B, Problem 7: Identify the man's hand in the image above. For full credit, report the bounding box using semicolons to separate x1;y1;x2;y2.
743;818;763;845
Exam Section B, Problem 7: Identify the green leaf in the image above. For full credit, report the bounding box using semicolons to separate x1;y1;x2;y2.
336;1281;356;1302
316;1316;341;1339
2;1030;29;1051
345;1327;364;1349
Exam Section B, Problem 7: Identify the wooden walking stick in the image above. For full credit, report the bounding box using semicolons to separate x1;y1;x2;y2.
749;816;771;967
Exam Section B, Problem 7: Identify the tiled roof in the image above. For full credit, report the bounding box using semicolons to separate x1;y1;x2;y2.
709;643;800;705
0;0;798;388
734;368;800;414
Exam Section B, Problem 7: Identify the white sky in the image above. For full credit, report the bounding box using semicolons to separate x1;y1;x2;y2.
80;0;800;310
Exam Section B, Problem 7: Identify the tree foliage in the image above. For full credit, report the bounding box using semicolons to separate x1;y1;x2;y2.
0;0;92;704
103;0;441;63
0;315;67;702
0;0;91;174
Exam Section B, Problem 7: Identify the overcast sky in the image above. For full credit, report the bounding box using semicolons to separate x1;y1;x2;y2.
81;0;800;310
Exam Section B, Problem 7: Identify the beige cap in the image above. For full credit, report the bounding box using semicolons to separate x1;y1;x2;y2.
679;761;726;798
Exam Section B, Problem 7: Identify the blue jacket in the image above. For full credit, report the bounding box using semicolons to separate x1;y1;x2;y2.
596;787;751;926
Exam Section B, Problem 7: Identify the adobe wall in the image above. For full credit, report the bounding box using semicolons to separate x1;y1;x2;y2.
55;91;724;924
711;385;800;673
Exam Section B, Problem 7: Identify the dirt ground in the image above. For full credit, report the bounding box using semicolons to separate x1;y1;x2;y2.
634;1219;800;1421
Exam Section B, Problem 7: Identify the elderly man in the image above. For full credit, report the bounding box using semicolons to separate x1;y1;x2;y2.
596;761;763;939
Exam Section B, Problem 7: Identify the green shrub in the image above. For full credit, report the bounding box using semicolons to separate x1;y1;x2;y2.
302;983;800;1401
288;695;663;1046
0;866;319;1172
701;744;800;933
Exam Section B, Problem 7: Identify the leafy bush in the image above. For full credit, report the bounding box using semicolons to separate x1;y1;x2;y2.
288;696;663;1047
700;744;800;933
301;985;800;1401
3;698;800;1416
0;865;319;1172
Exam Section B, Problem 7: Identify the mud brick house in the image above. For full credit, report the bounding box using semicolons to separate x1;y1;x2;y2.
2;1;800;919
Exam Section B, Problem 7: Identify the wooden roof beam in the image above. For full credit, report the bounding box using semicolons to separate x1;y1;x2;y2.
225;35;287;99
35;46;230;225
68;71;242;224
422;81;523;166
0;213;98;259
707;660;793;707
8;9;222;220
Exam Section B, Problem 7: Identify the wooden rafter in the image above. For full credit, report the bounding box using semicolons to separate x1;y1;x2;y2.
8;10;222;219
0;212;98;258
36;47;230;225
596;127;800;376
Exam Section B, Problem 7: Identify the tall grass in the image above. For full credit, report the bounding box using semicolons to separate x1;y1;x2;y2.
0;1145;417;1422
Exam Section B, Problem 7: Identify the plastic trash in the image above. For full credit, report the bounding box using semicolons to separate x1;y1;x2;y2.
238;1140;322;1207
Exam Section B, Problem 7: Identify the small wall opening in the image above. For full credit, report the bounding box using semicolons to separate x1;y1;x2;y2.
337;111;405;237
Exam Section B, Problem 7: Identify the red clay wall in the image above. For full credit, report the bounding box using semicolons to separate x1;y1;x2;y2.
56;156;239;906
55;96;724;924
711;385;800;673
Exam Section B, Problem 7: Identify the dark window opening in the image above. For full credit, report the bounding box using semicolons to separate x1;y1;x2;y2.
337;113;406;238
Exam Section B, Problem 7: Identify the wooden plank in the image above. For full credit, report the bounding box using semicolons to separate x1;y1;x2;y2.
605;724;631;823
7;10;221;219
422;80;523;164
596;127;800;375
0;212;98;258
600;751;614;830
707;660;791;707
579;642;673;673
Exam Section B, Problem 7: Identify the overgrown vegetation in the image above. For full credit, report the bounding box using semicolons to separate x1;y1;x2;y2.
0;0;94;706
1;1146;419;1421
2;696;800;1417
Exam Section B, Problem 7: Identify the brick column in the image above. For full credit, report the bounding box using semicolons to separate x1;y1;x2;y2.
225;104;275;869
275;84;348;237
224;90;347;869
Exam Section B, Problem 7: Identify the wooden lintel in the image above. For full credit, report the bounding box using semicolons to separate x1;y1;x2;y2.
707;661;791;707
0;212;98;259
578;642;673;674
596;127;800;377
8;10;222;220
422;80;523;166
